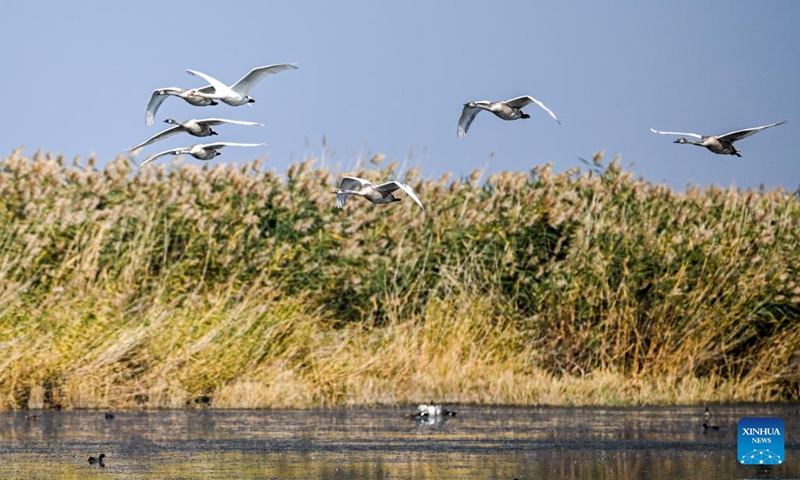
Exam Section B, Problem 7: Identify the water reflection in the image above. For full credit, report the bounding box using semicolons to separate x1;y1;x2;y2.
0;405;797;479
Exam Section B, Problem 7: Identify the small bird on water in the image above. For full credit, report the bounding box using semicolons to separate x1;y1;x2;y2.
88;453;106;466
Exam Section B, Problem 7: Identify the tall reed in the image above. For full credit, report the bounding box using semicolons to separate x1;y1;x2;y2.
0;149;797;409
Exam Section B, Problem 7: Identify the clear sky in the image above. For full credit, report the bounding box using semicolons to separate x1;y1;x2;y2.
1;1;798;190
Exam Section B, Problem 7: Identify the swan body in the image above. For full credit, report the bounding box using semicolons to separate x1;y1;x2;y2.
130;118;263;153
458;95;561;137
186;63;298;106
138;142;266;168
650;121;786;156
332;176;424;211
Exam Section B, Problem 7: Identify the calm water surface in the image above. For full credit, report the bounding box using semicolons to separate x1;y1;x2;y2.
0;404;798;479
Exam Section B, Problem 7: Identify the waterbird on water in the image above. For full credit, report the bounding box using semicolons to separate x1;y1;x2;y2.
702;422;720;433
649;121;786;157
333;176;425;211
414;403;457;418
457;95;561;138
105;412;115;420
88;453;105;465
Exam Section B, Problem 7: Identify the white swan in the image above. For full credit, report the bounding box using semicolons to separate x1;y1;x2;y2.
130;118;263;153
457;95;561;138
145;87;218;126
650;121;786;157
185;64;298;106
333;176;424;211
416;404;456;417
138;142;266;168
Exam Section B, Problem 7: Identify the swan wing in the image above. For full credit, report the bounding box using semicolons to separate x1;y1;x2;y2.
376;181;425;211
457;105;483;138
717;121;787;143
196;142;267;150
334;176;372;208
186;69;230;94
649;128;703;139
129;125;184;154
230;63;299;95
139;147;182;169
337;176;373;190
505;95;561;125
197;118;264;127
145;88;181;126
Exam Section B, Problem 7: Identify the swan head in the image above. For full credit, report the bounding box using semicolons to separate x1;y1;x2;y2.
674;138;688;144
163;118;179;125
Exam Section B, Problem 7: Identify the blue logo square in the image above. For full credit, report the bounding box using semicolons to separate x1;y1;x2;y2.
738;417;784;465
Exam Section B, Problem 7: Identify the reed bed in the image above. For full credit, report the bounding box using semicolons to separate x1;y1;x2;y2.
0;149;797;410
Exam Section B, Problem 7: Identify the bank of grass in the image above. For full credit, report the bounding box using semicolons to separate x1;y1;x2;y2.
0;149;797;410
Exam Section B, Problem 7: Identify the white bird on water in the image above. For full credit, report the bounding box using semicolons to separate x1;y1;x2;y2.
457;95;561;138
415;404;456;417
129;118;264;154
333;176;425;211
649;121;786;157
145;87;218;126
138;142;266;169
185;63;298;106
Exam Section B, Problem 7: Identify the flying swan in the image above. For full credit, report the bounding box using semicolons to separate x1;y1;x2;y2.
457;95;561;138
138;142;266;168
649;121;786;156
333;176;425;211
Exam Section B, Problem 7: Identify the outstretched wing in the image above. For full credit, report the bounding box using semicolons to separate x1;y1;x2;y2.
649;127;703;139
186;69;229;94
198;118;264;127
139;147;182;169
230;63;299;95
457;105;483;138
375;181;425;211
129;125;184;154
145;88;180;126
334;176;372;208
337;176;372;190
197;142;267;150
505;95;561;125
718;121;787;143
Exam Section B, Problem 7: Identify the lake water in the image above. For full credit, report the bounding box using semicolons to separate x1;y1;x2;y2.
0;404;798;479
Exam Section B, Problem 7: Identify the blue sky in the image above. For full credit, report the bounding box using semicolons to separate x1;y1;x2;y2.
1;1;798;190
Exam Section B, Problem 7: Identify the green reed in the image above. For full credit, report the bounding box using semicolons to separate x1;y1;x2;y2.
0;149;797;409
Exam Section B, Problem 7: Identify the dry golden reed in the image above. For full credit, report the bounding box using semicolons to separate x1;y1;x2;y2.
0;151;797;410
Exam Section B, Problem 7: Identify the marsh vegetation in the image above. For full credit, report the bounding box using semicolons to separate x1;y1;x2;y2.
0;150;797;409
